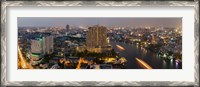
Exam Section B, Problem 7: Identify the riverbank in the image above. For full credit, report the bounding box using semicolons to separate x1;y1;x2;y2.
110;41;182;69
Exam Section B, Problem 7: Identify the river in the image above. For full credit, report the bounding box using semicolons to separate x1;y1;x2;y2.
110;41;182;69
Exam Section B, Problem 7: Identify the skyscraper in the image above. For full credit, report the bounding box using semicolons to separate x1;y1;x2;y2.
30;35;54;64
30;35;53;65
31;38;43;54
30;37;43;65
86;25;108;53
42;36;54;54
66;24;70;32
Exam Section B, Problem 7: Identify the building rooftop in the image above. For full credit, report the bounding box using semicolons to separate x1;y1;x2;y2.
89;64;112;69
80;63;89;69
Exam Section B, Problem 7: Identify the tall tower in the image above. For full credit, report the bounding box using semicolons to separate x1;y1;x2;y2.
151;34;157;45
42;36;54;54
66;24;70;32
86;25;107;48
31;35;54;55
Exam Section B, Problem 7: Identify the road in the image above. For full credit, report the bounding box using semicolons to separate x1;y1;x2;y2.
18;45;33;69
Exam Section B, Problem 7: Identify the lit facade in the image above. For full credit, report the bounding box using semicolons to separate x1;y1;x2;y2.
86;25;110;53
31;36;53;54
66;24;70;32
86;25;107;48
30;38;43;65
42;36;54;54
30;35;54;64
31;38;43;54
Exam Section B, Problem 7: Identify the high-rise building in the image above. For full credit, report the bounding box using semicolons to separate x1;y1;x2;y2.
66;24;70;32
30;38;43;63
86;25;107;48
31;38;42;53
151;34;157;45
30;35;54;63
31;38;43;54
42;36;54;54
86;25;110;53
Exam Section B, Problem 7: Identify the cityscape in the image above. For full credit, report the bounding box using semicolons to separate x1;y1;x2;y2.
18;17;182;69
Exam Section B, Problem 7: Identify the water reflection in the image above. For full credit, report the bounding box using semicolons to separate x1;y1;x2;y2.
110;41;181;69
162;60;166;68
175;61;179;69
170;59;173;68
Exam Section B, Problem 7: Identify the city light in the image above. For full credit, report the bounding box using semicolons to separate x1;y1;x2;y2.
18;18;182;69
76;58;83;69
136;58;152;69
116;45;125;50
18;45;33;69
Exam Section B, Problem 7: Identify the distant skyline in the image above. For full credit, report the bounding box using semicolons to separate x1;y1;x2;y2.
18;17;182;28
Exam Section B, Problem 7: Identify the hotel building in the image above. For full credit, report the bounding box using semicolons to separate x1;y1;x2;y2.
30;35;54;65
85;25;111;53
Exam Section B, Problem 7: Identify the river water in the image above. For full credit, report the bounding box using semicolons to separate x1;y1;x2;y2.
110;41;182;69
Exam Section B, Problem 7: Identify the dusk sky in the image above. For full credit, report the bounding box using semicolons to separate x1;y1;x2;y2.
18;17;182;28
